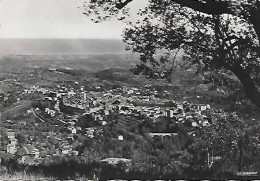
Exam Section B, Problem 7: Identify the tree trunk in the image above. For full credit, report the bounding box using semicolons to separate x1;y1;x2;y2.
249;1;260;42
227;64;260;108
238;140;243;172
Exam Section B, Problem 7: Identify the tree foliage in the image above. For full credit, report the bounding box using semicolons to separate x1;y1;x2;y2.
190;111;260;173
83;0;260;107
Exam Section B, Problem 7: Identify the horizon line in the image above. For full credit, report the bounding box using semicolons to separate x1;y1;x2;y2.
0;37;124;40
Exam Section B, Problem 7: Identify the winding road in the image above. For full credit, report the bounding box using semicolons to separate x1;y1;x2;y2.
31;109;45;123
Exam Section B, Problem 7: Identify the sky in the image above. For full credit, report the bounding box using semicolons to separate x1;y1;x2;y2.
0;0;145;39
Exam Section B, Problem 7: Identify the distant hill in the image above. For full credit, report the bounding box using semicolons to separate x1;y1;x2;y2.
0;54;139;73
0;39;128;55
96;68;146;85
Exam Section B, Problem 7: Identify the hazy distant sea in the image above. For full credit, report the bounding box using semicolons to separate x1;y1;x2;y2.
0;39;128;55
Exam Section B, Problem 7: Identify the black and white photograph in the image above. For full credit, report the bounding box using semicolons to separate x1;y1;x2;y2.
0;0;260;180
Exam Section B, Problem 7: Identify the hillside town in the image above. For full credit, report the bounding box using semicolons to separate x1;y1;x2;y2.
0;78;215;165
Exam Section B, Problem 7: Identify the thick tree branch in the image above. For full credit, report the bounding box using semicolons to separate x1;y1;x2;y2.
173;0;260;41
114;0;232;15
225;63;260;107
115;0;134;9
172;0;232;15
